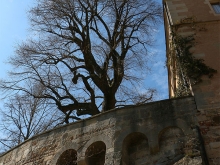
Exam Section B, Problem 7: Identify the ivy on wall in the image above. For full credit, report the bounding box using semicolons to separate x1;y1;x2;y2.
169;17;217;97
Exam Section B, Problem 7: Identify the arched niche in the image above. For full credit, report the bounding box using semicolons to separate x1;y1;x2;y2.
85;141;106;165
158;126;185;163
121;132;149;165
56;149;77;165
159;126;185;149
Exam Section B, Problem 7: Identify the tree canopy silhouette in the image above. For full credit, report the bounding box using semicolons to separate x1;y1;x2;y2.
1;0;162;123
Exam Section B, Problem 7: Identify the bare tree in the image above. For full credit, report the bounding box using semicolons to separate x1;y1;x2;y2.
0;84;62;152
0;0;162;123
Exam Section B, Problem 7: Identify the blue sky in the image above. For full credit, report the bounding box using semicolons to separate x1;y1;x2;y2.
0;0;168;104
0;0;35;78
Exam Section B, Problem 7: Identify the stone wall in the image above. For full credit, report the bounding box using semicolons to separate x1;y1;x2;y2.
0;97;204;165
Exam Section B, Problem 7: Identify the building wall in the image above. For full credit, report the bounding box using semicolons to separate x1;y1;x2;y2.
0;97;203;165
164;0;220;164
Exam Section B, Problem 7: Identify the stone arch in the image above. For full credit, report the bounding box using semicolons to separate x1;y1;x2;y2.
158;126;185;164
50;142;79;165
159;126;185;148
154;118;192;142
121;132;149;165
114;127;148;151
85;141;106;165
81;134;111;154
175;118;192;135
56;149;77;165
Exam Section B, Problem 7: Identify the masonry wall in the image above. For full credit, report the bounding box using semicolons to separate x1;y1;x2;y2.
0;97;203;165
164;0;220;164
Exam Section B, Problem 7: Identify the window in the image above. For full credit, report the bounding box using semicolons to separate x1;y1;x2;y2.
209;0;220;14
211;3;220;13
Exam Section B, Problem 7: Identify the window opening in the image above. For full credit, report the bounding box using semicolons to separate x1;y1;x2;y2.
211;3;220;13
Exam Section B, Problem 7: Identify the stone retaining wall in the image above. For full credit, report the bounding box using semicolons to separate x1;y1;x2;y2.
0;97;204;165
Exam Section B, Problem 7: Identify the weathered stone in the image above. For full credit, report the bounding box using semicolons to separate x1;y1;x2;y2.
174;156;202;165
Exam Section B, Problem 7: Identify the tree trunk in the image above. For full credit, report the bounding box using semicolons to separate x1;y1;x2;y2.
102;93;116;112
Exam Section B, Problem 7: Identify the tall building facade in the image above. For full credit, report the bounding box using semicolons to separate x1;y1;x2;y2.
164;0;220;164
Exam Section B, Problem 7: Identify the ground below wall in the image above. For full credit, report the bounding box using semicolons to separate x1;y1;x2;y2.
0;97;205;165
